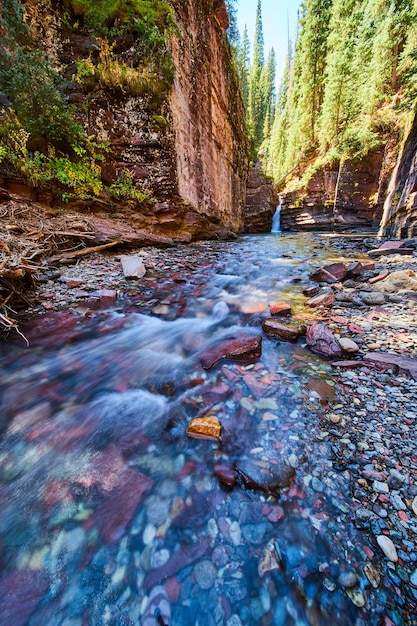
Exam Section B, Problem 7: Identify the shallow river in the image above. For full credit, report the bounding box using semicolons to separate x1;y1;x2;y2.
0;234;408;625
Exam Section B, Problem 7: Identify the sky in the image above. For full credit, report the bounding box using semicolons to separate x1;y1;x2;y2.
236;0;301;85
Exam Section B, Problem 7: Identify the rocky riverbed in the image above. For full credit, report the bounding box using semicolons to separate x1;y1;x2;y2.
1;232;417;625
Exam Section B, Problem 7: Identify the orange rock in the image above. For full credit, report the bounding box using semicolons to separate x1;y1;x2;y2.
187;415;222;441
269;302;292;316
240;302;267;314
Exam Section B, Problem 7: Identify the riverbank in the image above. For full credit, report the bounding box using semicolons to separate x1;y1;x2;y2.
2;231;417;623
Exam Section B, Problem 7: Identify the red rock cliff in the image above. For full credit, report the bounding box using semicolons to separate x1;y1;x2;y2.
168;0;247;233
0;0;247;244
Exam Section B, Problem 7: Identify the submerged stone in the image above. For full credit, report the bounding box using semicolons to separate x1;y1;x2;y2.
187;415;222;441
200;336;262;369
262;319;301;342
377;535;398;562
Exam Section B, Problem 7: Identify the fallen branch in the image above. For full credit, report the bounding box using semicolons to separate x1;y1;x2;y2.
48;240;120;263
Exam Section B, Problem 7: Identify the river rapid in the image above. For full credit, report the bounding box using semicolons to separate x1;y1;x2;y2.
0;233;413;625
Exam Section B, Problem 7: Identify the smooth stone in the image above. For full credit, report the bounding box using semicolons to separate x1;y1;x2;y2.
338;337;360;353
359;292;386;306
413;496;417;516
377;535;398;562
346;588;366;608
120;254;146;279
311;477;324;493
338;571;359;589
242;522;270;546
194;559;217;590
143;524;156;545
229;521;242;546
410;569;417;586
288;454;299;468
372;480;389;494
363;562;381;588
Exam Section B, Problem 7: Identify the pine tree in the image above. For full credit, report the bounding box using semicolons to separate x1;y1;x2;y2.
265;41;293;179
317;0;364;153
238;25;250;109
247;0;265;158
225;0;239;48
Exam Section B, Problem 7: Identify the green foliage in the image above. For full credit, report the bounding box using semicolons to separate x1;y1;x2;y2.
265;0;417;187
67;0;173;36
109;170;148;201
0;110;106;200
0;0;30;45
70;0;175;98
0;48;85;146
0;0;176;203
74;38;172;98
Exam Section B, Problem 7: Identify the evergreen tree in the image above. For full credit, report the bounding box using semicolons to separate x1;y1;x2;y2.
265;41;293;178
260;47;276;136
247;0;265;157
238;25;251;109
225;0;239;48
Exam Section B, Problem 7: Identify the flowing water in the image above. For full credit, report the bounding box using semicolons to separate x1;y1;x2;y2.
0;234;405;625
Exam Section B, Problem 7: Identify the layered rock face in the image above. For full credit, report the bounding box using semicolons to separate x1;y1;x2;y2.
379;110;417;238
168;0;248;235
1;0;247;244
243;168;275;233
280;151;385;232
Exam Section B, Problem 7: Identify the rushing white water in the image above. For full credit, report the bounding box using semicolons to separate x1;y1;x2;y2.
271;201;282;233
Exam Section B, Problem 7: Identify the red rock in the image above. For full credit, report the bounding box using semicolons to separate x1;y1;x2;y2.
347;261;365;278
59;276;84;288
307;379;335;402
305;290;335;308
398;510;408;522
331;360;363;369
0;569;50;626
213;464;236;487
269;302;292;316
143;538;210;589
348;323;366;334
310;263;347;283
262;319;301;341
177;460;196;479
330;315;350;325
302;286;319;297
379;240;405;249
200;335;262;369
362;545;374;560
364;352;417;379
265;505;285;522
93;469;153;543
239;302;267;314
368;272;389;284
165;576;181;602
306;322;343;358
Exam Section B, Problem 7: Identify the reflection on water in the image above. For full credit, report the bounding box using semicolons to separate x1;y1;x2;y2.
0;234;402;624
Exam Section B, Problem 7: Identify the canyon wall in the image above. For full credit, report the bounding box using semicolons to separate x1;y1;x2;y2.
0;0;247;244
279;150;386;232
243;168;276;233
379;110;417;238
169;0;248;234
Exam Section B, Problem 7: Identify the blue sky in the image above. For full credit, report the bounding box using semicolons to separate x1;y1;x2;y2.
236;0;301;84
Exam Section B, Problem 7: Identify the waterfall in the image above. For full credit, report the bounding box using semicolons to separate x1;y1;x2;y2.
271;201;282;233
